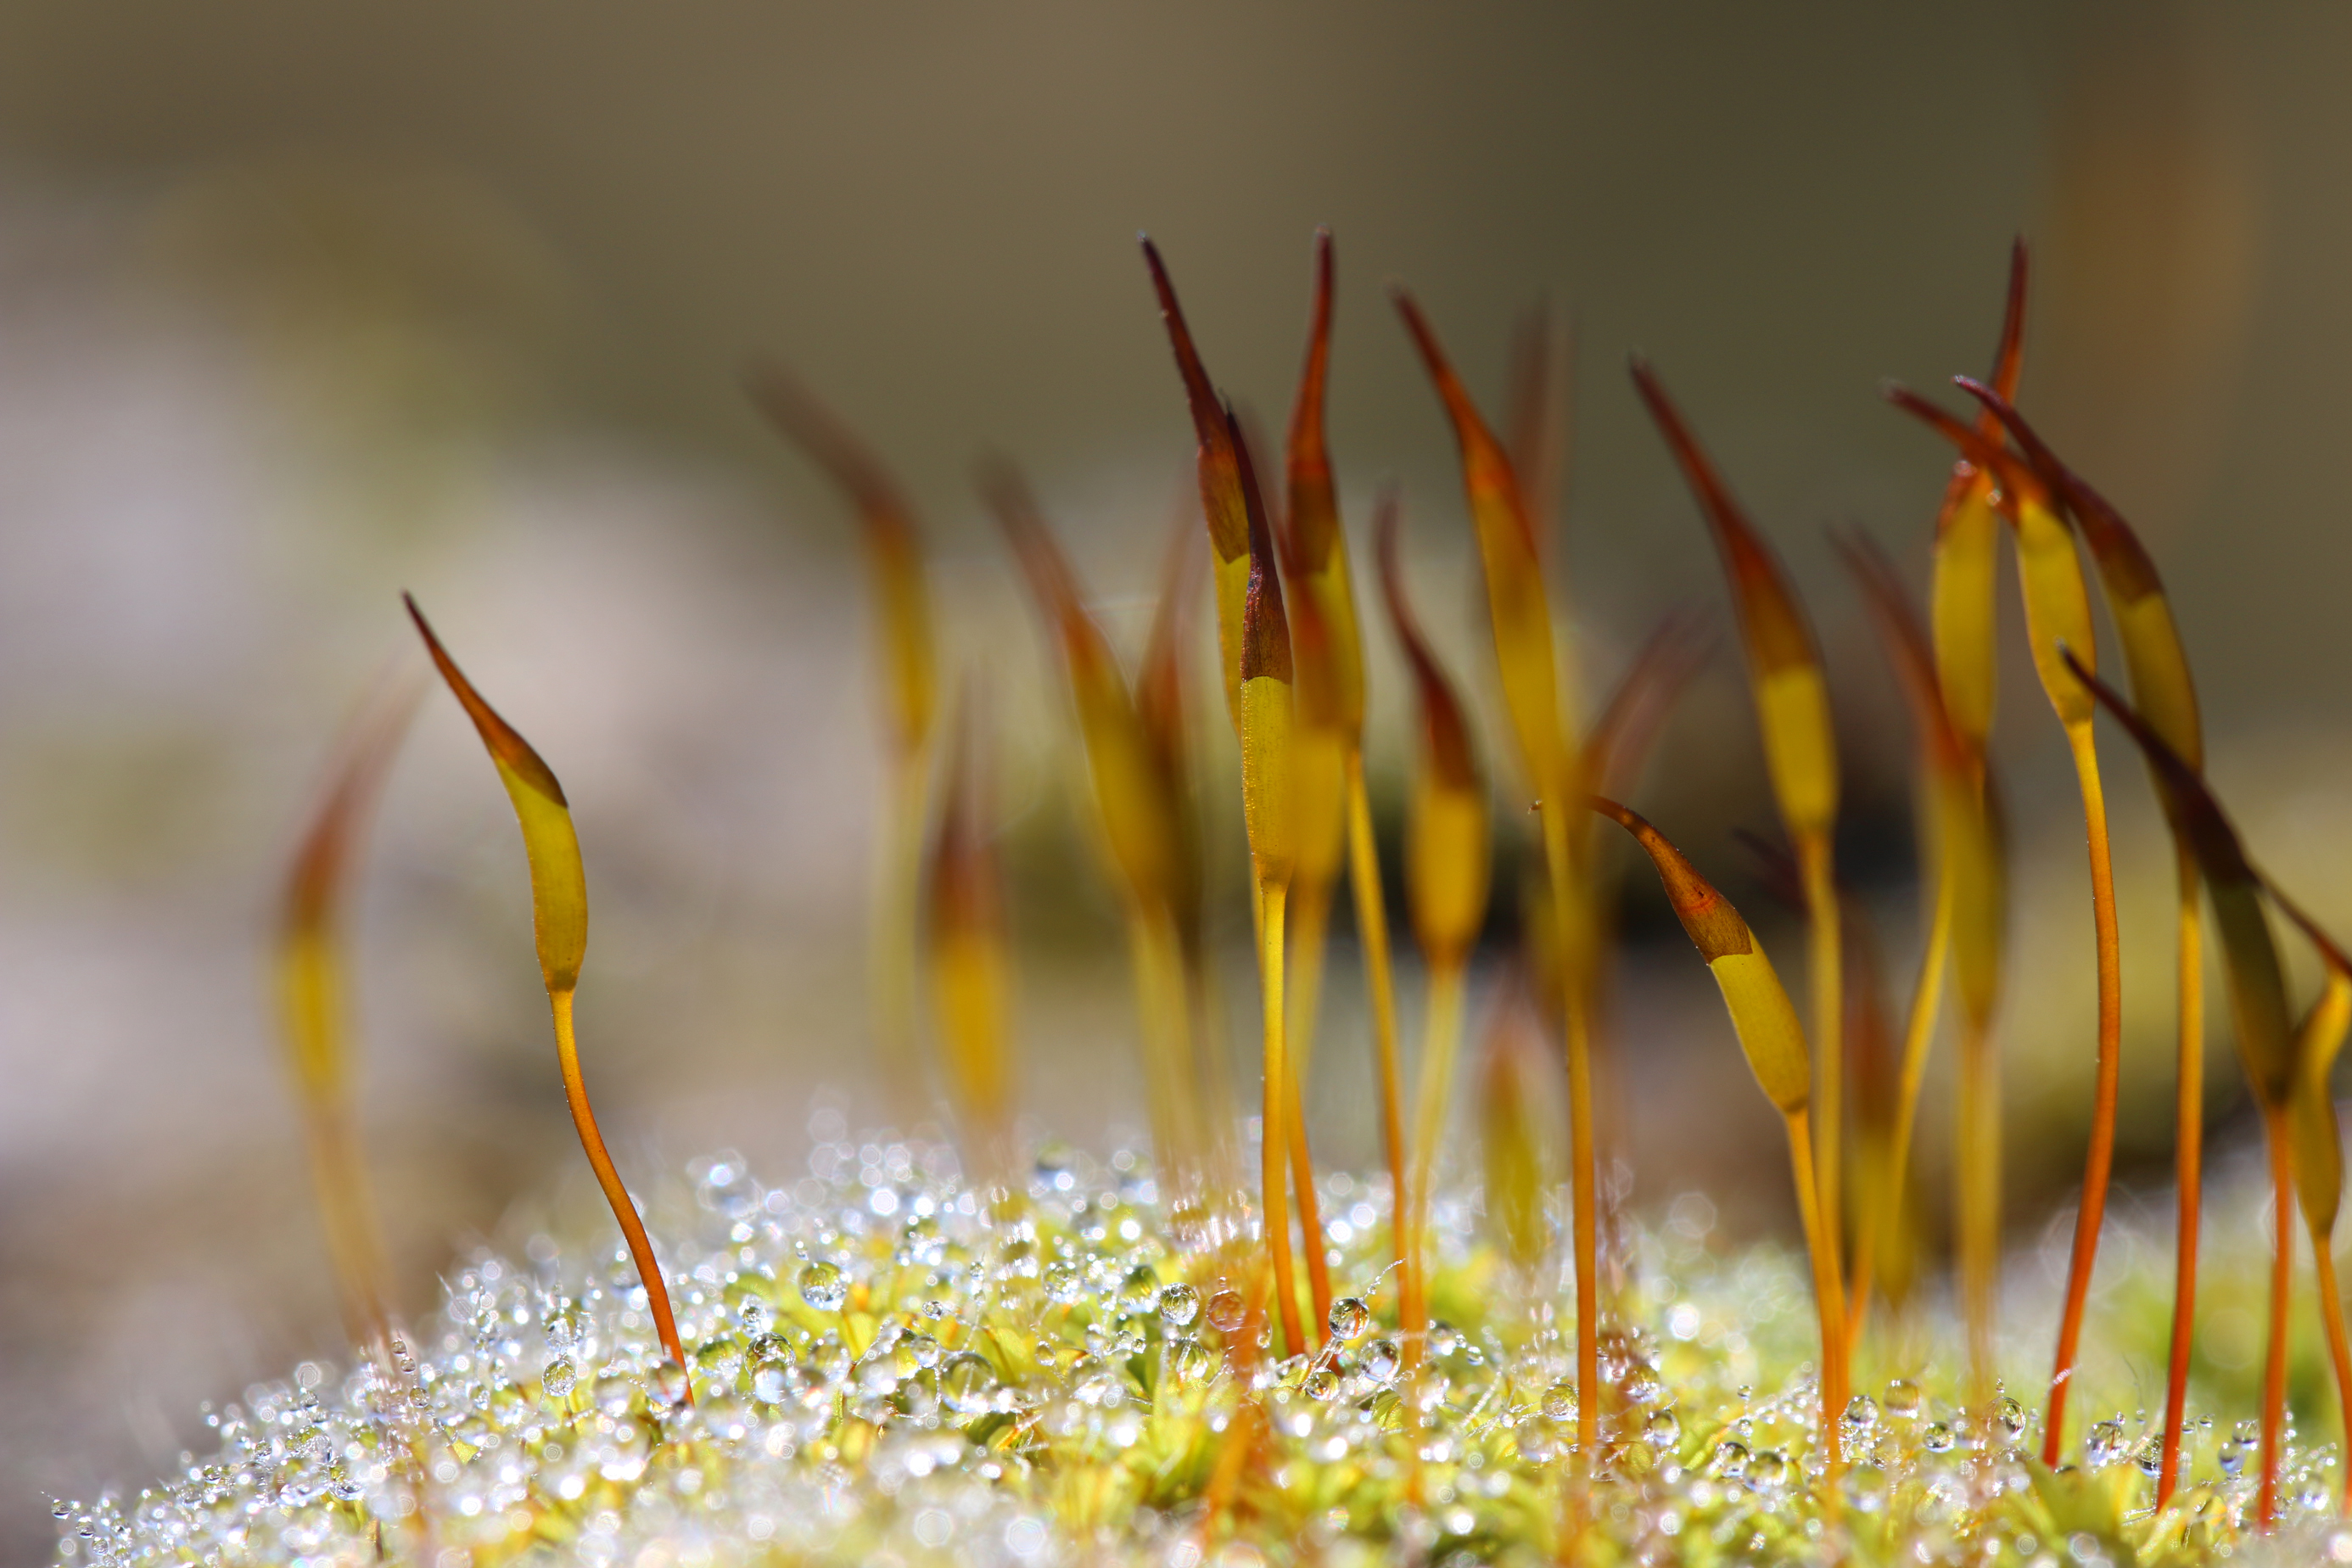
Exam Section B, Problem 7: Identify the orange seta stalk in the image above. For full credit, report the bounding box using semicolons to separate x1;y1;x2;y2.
2161;854;2205;1505
1345;749;1411;1332
406;596;690;1398
2260;1112;2293;1531
275;672;420;1363
1630;361;1845;1330
745;367;938;1129
2042;721;2123;1464
1392;288;1599;1464
1884;386;2120;1459
1375;495;1492;1369
1591;794;1845;1481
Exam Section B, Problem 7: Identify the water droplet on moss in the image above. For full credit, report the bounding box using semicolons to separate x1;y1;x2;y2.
798;1261;847;1313
1328;1296;1370;1341
941;1352;996;1415
1159;1283;1200;1328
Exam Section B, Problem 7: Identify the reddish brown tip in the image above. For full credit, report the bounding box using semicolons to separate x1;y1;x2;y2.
403;594;568;807
1952;377;2163;602
1881;383;2049;515
1631;358;1817;676
1374;487;1478;791
742;360;918;548
1992;238;2030;406
1231;407;1293;687
1584;608;1714;797
977;456;1089;637
1831;529;1967;777
1141;238;1228;451
1588;794;1752;962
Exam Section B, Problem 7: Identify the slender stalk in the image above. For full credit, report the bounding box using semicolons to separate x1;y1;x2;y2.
1180;933;1243;1205
1539;800;1599;1463
1257;880;1305;1358
1957;1010;2001;1403
873;759;930;1128
1785;1105;1848;1485
299;1094;392;1356
1848;871;1951;1354
1284;1019;1334;1343
1287;876;1334;1082
2313;1240;2352;1513
1405;960;1469;1367
2159;855;2206;1507
2261;1114;2293;1531
1345;753;1411;1338
1123;904;1193;1188
2043;721;2123;1464
550;988;688;1392
1799;832;1845;1287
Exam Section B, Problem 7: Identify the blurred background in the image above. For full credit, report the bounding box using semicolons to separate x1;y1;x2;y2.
3;1;2350;1554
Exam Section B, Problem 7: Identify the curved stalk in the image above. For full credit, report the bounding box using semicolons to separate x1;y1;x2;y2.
874;759;932;1127
1345;753;1411;1335
2042;720;2123;1464
1846;876;1951;1355
2159;856;2206;1506
1798;832;1845;1288
1283;1003;1334;1341
553;989;688;1381
1406;960;1470;1367
1957;1008;2001;1403
1257;880;1304;1358
1786;1105;1849;1487
1541;802;1600;1463
2260;1113;2292;1531
2316;1241;2352;1515
1123;904;1194;1186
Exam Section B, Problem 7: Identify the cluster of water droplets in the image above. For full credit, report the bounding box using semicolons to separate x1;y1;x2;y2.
46;1119;2352;1566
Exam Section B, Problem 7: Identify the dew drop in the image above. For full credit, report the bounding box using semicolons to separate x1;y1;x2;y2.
2085;1418;2125;1468
1327;1296;1371;1341
1042;1262;1084;1306
540;1358;577;1399
1884;1378;1922;1420
1159;1283;1201;1329
1118;1265;1161;1315
1541;1380;1577;1425
798;1261;848;1313
1363;1338;1402;1387
1205;1289;1247;1334
1165;1337;1216;1388
941;1352;997;1416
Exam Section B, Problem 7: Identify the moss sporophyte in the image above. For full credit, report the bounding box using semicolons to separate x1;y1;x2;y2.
48;236;2352;1565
